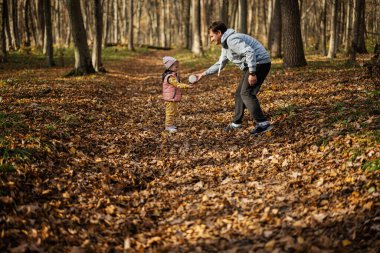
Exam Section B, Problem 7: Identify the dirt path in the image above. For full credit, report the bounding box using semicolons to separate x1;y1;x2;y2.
0;50;379;252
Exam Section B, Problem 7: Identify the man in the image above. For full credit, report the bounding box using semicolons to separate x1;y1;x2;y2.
195;21;272;135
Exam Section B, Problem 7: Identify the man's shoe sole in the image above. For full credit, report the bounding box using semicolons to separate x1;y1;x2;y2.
252;125;273;136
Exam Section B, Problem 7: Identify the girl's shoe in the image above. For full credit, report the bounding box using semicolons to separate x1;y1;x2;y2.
165;126;177;133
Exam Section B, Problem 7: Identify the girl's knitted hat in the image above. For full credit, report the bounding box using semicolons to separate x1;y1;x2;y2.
163;56;177;69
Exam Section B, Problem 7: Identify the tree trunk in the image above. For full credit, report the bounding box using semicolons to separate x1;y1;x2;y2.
24;0;31;47
200;0;208;49
112;0;118;44
3;0;12;50
128;0;134;50
321;0;327;55
268;0;281;58
184;0;191;49
43;0;54;66
37;0;45;49
357;0;367;53
239;0;247;33
281;0;307;67
92;0;104;72
191;0;203;55
102;0;109;47
0;0;7;62
29;0;39;47
349;0;364;63
65;0;95;75
11;0;19;49
220;0;228;24
136;0;142;44
344;0;352;53
327;0;338;58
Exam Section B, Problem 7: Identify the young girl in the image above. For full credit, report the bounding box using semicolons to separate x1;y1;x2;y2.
162;56;193;133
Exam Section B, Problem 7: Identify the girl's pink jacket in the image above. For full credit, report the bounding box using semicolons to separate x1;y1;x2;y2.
162;73;182;102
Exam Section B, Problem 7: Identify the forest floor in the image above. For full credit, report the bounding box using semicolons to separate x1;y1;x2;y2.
0;48;379;253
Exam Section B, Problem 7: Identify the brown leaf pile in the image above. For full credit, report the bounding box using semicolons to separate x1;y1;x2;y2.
0;50;379;252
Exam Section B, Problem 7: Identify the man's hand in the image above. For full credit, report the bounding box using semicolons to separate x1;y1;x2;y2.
194;72;206;83
248;74;257;86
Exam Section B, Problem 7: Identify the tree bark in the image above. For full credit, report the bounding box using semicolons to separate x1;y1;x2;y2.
102;0;109;47
0;0;7;62
281;0;307;67
239;0;247;34
344;0;352;53
37;0;45;49
220;0;228;24
128;0;134;50
65;0;95;75
24;0;31;47
356;0;367;53
113;0;118;44
92;0;104;72
327;0;339;58
11;0;19;49
268;0;281;58
321;0;327;55
43;0;55;66
184;0;190;49
191;0;203;55
3;0;12;50
200;0;208;49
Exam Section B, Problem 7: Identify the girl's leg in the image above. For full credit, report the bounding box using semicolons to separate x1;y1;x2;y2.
165;101;178;127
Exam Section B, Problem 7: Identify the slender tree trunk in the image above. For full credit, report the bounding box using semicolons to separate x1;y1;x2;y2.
43;0;54;66
321;0;327;55
113;0;118;44
102;0;109;47
184;0;191;49
281;0;307;67
268;0;281;58
0;0;7;62
11;0;19;49
254;0;260;36
220;0;228;24
191;0;203;55
65;0;95;75
357;0;367;53
3;0;12;50
92;0;104;72
239;0;247;33
29;0;38;47
24;0;31;47
327;0;339;58
136;0;142;44
37;0;45;49
344;0;352;53
349;0;364;63
128;0;134;50
200;0;208;49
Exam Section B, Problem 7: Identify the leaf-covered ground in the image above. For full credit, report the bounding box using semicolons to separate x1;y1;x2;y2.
0;49;379;252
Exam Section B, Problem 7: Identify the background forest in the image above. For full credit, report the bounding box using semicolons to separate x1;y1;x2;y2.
0;0;379;69
0;0;379;252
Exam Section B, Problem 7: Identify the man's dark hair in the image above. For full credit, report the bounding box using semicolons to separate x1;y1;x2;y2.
208;21;227;34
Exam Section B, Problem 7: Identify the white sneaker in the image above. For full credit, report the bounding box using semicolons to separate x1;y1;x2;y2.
165;126;177;133
224;122;242;131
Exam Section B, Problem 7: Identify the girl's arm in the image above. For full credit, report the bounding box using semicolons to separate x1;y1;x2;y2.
168;76;193;89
